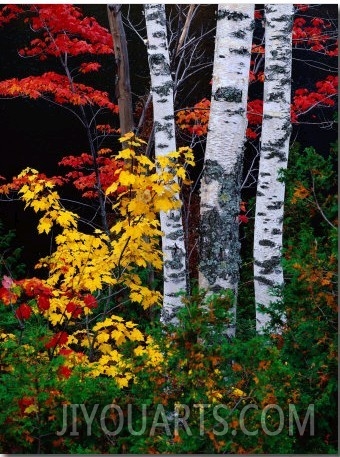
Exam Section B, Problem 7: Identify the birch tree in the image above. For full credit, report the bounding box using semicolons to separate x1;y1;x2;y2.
199;4;254;335
144;4;187;325
254;4;294;332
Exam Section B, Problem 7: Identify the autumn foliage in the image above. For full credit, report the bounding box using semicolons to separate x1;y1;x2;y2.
0;3;338;454
177;5;338;139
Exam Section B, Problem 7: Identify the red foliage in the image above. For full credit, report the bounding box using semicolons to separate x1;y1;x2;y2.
79;62;102;74
0;287;19;305
83;294;98;309
19;277;52;298
176;98;210;137
247;99;263;125
246;128;258;140
0;4;113;58
176;6;336;139
177;97;264;140
239;201;249;224
45;331;69;349
0;4;24;26
292;75;338;123
66;301;83;318
18;396;35;416
37;295;51;311
238;214;249;224
254;9;263;20
59;153;123;198
293;12;338;56
0;72;118;113
59;348;73;356
15;303;32;320
58;365;72;379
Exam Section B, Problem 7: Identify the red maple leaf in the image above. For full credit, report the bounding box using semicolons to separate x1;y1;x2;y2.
238;214;249;224
66;301;83;318
37;295;50;311
15;303;32;320
45;331;69;349
58;365;72;379
83;294;98;309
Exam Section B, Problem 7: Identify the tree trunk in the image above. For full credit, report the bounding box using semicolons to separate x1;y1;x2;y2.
107;4;134;135
199;4;254;336
144;4;187;325
254;4;294;332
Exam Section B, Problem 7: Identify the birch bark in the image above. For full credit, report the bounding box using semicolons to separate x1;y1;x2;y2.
254;4;294;332
199;4;254;336
144;4;187;325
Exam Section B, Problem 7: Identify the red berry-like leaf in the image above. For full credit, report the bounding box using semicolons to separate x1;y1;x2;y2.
15;303;32;320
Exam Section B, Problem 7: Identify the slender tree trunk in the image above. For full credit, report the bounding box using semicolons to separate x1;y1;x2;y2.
254;4;294;332
144;4;187;325
199;4;254;336
107;4;134;135
175;5;195;58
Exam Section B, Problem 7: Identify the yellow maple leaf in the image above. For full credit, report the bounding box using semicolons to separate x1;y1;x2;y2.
106;181;119;195
116;376;129;388
134;345;146;357
116;148;135;159
145;345;164;365
119;170;136;186
157;156;171;169
111;329;126;345
56;211;77;228
118;131;135;143
38;217;53;234
129;328;144;342
109;349;121;362
98;354;111;366
154;196;176;212
97;342;111;354
125;321;137;328
138;155;155;169
31;198;50;212
96;331;110;344
130;291;143;303
25;404;39;414
85;276;103;292
150;183;166;195
49;312;64;326
176;167;187;180
105;365;118;377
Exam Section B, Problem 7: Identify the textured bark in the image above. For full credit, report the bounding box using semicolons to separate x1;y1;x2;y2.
254;4;293;332
107;4;134;135
199;4;254;336
144;4;187;325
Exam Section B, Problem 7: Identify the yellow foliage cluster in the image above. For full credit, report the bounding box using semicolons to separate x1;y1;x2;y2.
11;133;194;388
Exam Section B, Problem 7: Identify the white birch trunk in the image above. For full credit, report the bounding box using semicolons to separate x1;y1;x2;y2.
144;4;187;325
254;4;294;332
199;4;254;336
